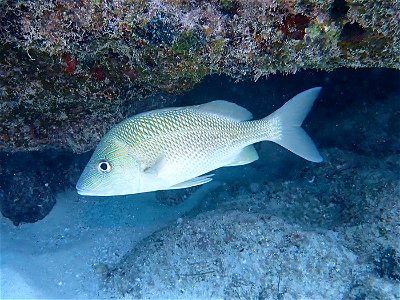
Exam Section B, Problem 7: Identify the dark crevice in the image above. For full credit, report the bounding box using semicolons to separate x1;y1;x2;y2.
340;22;366;42
331;0;350;22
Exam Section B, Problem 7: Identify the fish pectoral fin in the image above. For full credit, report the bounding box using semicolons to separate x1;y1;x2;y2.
224;145;259;167
141;155;167;177
168;174;214;190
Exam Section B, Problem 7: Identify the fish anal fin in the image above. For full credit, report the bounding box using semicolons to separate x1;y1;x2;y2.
224;145;259;167
196;100;253;121
167;174;214;190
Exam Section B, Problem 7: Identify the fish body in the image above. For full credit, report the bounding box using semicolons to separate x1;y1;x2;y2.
76;87;323;196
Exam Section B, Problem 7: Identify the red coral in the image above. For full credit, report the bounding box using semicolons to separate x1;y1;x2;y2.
91;66;106;81
63;53;78;75
126;68;139;80
279;14;310;40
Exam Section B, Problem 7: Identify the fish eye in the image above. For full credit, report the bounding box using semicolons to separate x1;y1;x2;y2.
98;161;112;173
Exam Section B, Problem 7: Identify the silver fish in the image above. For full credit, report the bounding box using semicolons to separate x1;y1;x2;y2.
76;87;323;196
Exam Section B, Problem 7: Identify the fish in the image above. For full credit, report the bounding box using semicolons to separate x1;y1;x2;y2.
76;87;323;196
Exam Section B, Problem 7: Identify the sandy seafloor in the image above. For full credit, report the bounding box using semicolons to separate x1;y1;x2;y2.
1;188;210;298
1;70;399;299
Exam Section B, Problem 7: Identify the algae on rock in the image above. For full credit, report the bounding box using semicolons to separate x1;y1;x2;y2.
1;0;399;152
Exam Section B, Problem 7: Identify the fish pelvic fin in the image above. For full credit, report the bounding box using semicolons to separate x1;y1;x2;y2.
262;87;323;162
167;174;214;190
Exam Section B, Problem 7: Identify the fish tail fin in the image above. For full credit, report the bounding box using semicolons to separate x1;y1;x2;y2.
263;87;323;162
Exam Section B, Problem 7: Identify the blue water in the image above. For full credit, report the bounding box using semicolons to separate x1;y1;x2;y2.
1;68;399;299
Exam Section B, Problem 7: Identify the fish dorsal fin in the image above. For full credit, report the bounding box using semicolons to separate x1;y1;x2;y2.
134;107;181;118
195;100;253;121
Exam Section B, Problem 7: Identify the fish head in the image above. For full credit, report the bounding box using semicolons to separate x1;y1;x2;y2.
76;137;140;196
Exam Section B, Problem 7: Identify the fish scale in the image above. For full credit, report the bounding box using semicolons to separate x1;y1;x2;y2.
115;110;264;185
122;111;240;159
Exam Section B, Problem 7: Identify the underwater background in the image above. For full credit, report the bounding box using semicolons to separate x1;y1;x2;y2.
1;68;399;299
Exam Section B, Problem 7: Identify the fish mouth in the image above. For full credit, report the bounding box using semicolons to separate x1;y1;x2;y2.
75;174;97;196
76;182;104;196
76;181;97;196
76;187;107;196
76;187;91;196
75;180;87;195
76;182;113;196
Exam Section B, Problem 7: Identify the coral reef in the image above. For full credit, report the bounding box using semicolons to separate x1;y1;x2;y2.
0;150;86;225
0;165;55;226
105;211;359;299
1;0;399;152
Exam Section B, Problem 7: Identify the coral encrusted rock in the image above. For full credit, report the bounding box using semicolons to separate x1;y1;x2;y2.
104;211;359;299
1;0;399;152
